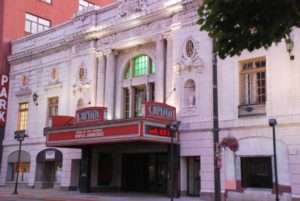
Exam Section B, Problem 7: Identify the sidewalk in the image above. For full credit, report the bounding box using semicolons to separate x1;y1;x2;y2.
0;187;207;201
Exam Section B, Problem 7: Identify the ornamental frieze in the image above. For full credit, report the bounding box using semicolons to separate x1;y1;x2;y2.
118;0;148;17
96;18;172;50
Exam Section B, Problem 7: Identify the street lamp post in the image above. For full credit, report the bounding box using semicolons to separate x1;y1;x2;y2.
166;120;181;201
12;130;28;195
268;119;279;201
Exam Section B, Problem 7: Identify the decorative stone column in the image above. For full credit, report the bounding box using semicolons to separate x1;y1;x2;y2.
164;32;174;105
104;49;117;119
154;35;165;103
96;52;106;107
129;87;134;118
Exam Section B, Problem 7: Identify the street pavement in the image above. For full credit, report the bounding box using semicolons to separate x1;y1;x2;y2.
0;187;207;201
1;199;44;201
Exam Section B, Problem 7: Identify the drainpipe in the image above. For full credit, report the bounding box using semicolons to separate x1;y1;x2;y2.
163;39;167;104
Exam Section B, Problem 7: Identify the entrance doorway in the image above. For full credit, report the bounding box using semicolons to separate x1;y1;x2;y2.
122;153;167;193
187;156;200;196
35;149;62;189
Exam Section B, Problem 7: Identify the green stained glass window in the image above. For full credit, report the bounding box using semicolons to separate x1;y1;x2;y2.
134;55;148;77
125;66;131;79
151;62;155;74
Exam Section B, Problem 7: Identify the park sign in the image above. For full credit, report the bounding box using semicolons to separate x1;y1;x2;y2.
142;102;176;122
76;107;107;124
0;74;8;126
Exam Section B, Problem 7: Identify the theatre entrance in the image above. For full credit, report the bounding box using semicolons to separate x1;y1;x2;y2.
122;153;167;193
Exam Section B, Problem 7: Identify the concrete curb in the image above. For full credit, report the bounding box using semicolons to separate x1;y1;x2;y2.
0;193;108;201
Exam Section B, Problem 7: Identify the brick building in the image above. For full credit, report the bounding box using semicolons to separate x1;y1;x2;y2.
0;0;115;171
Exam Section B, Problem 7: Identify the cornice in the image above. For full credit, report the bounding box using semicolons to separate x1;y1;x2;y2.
8;0;199;64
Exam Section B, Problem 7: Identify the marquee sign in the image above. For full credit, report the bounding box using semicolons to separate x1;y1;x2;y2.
76;107;107;124
47;124;139;142
145;125;175;138
143;102;176;122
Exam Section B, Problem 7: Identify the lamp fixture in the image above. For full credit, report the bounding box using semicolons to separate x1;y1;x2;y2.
32;92;39;106
286;37;294;60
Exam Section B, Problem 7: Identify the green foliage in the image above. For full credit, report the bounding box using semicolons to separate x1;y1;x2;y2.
198;0;300;59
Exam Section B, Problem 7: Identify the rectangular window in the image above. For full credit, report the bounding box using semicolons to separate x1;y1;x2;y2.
79;0;96;10
47;97;59;127
241;157;272;188
41;0;52;4
17;102;29;131
134;86;146;117
240;58;266;105
25;13;50;34
6;162;30;182
124;88;130;119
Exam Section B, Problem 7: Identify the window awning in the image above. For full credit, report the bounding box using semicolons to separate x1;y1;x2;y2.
8;150;31;163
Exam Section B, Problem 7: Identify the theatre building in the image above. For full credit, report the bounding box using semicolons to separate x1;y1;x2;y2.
0;0;211;197
2;0;300;201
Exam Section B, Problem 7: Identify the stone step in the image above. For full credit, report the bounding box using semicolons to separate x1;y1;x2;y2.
227;191;291;201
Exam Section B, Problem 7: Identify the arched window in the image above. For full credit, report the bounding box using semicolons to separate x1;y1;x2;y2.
184;79;196;107
122;54;155;118
124;55;155;79
7;150;31;182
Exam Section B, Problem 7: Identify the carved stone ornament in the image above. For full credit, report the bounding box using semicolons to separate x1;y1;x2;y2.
16;74;32;96
176;37;204;74
78;64;88;83
118;0;148;17
21;75;29;87
73;63;90;94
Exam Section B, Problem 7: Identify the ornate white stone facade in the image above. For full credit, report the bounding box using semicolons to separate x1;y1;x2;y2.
1;0;300;201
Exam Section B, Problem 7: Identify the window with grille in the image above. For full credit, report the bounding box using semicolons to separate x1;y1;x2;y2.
25;13;50;34
241;157;272;188
134;86;146;117
240;58;266;105
124;88;130;119
124;55;155;79
134;56;148;77
47;97;59;126
17;102;29;131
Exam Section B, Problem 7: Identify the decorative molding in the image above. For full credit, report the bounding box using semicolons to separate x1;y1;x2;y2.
8;0;188;64
96;18;172;50
95;51;105;58
15;87;32;97
118;0;148;17
75;41;91;52
181;106;197;117
176;36;204;74
44;81;63;90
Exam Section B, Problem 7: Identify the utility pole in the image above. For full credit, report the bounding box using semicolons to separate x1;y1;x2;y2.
212;39;221;201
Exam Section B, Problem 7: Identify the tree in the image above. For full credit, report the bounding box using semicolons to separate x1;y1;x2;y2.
198;0;300;59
